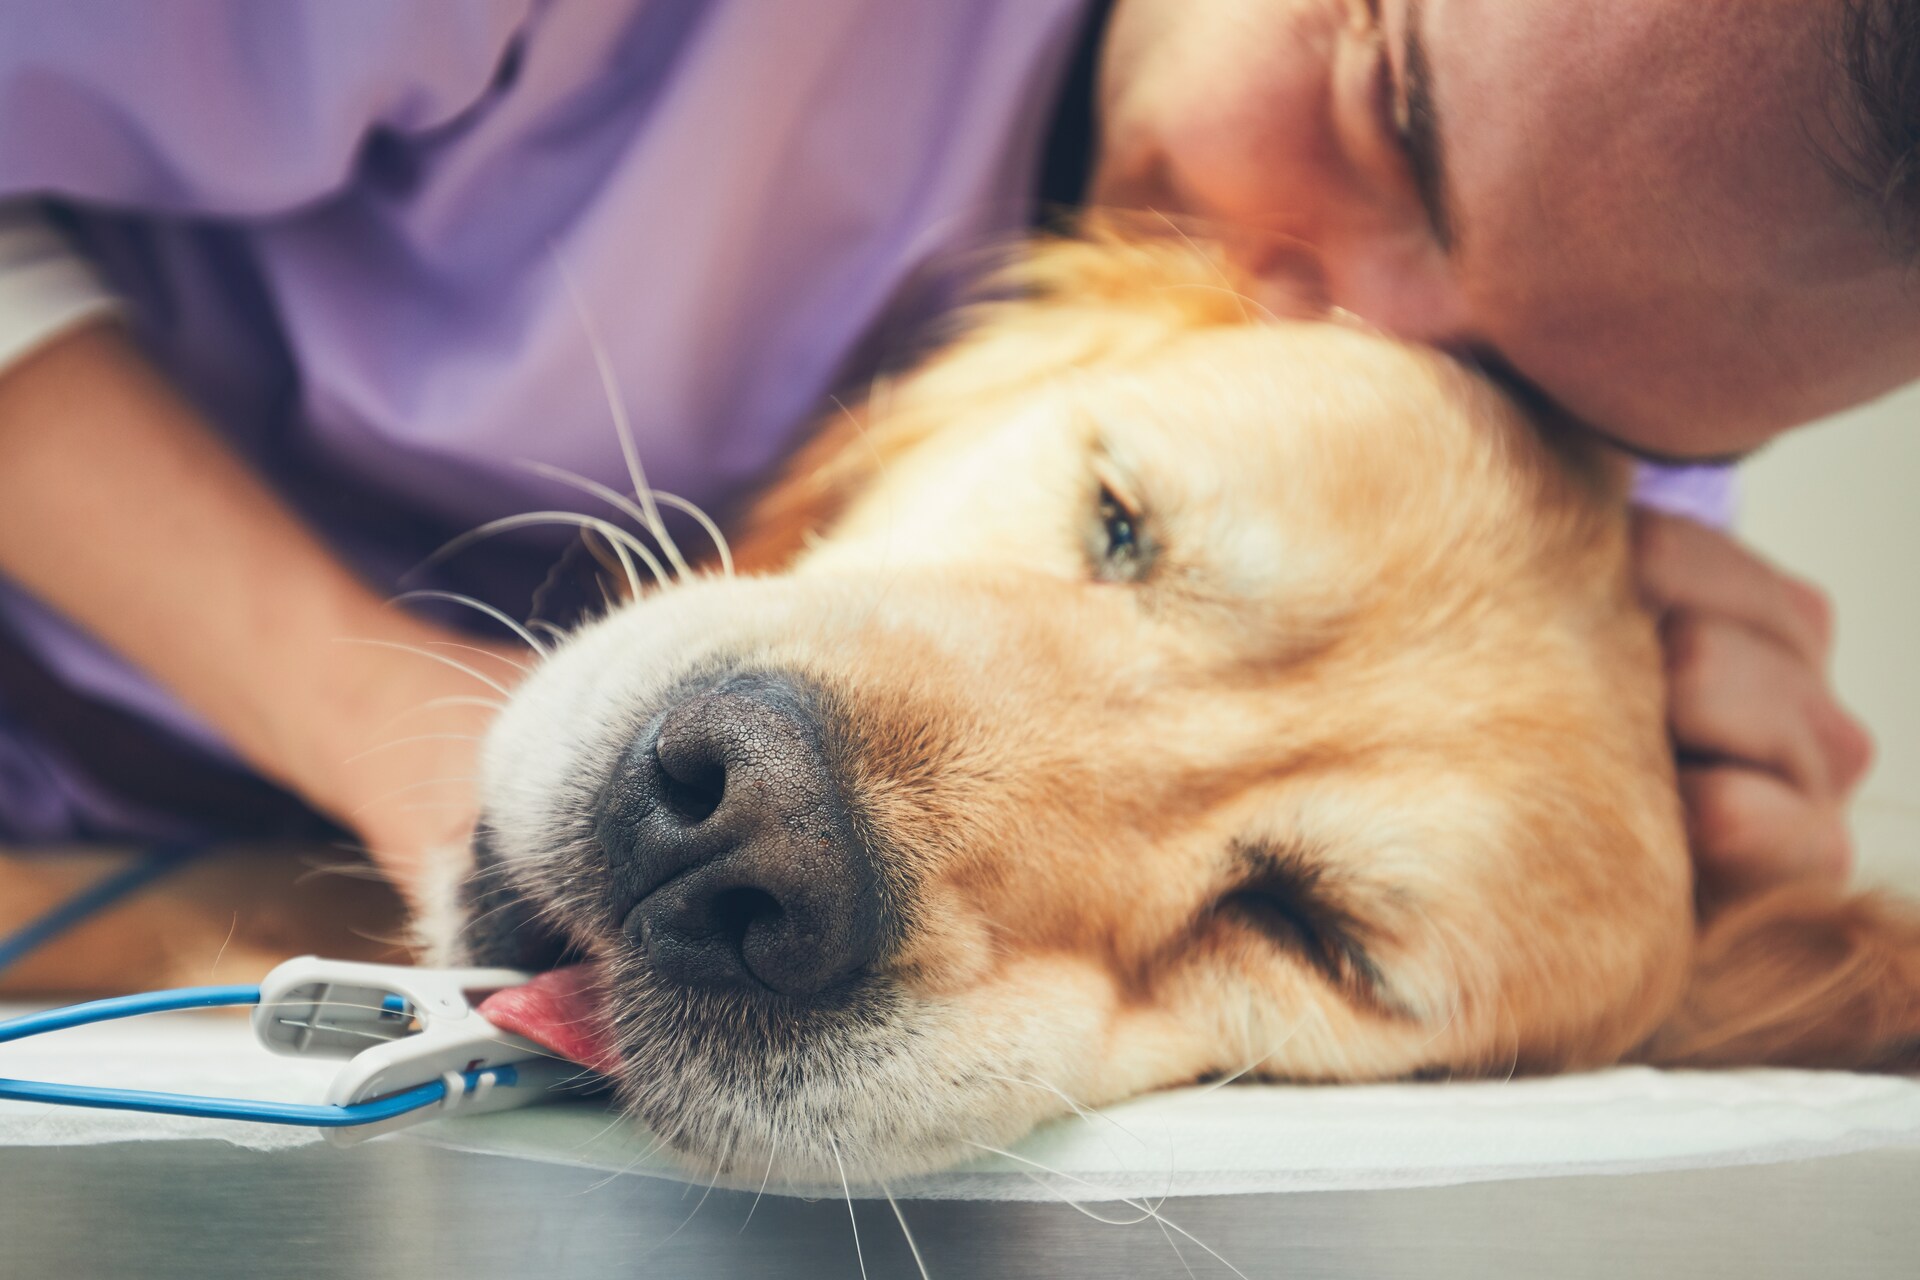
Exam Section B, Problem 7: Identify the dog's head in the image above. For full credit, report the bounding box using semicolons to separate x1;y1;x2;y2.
443;236;1920;1182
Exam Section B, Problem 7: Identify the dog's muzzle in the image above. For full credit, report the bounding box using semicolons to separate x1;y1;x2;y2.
596;672;893;1001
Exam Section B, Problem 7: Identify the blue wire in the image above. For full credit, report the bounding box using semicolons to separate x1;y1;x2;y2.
0;1065;516;1127
0;984;520;1126
0;985;260;1044
0;843;203;974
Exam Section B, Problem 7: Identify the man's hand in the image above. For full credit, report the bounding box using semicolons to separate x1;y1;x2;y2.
1632;511;1874;905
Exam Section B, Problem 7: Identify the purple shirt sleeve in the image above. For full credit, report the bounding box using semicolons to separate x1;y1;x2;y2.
1630;463;1738;529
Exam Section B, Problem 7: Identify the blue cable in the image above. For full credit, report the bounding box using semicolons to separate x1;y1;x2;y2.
0;984;515;1127
0;984;260;1042
0;1065;515;1127
0;843;203;974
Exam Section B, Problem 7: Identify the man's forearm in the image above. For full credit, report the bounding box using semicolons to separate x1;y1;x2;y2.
0;320;466;819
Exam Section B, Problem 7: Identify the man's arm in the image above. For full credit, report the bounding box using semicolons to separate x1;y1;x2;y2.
0;320;513;898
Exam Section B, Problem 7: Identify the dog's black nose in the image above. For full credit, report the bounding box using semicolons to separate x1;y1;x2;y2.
598;674;889;999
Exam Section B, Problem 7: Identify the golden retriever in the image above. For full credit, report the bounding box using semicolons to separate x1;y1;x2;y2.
6;232;1913;1185
449;233;1920;1183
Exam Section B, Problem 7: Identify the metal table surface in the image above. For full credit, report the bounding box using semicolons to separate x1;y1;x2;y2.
4;1140;1916;1279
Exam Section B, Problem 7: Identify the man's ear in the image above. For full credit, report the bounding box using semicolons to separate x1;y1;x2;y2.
1640;886;1920;1071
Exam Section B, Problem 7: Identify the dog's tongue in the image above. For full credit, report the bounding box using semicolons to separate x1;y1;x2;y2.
479;966;622;1076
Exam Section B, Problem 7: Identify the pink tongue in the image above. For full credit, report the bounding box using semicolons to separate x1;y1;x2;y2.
479;965;622;1075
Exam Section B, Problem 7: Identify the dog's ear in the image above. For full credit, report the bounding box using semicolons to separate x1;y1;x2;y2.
1641;886;1920;1071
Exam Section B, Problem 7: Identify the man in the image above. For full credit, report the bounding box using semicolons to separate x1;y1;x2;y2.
0;0;1906;904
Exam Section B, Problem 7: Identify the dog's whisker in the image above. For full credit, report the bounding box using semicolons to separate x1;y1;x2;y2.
515;458;642;520
1008;1169;1155;1226
738;1128;782;1234
987;1070;1163;1193
551;252;691;580
424;511;657;599
445;892;588;964
964;1140;1248;1280
1001;1071;1141;1146
881;1182;931;1280
606;1128;683;1189
634;1133;731;1252
962;1139;1154;1224
569;1108;638;1155
290;854;398;887
1157;1213;1201;1280
526;618;572;647
574;517;659;602
344;924;417;952
646;489;733;578
513;459;681;583
334;637;514;698
420;637;526;675
996;1070;1187;1214
1191;1008;1306;1098
389;589;549;656
514;460;728;582
998;1074;1175;1220
828;1136;869;1280
1497;996;1522;1086
445;895;539;944
201;912;241;983
582;1131;670;1195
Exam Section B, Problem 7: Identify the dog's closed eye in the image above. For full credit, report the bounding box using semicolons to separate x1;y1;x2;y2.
1218;844;1383;998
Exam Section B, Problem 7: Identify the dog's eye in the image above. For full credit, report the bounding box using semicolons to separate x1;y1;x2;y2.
1100;487;1137;558
1095;483;1147;579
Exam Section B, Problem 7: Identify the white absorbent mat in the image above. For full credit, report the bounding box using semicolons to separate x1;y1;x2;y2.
4;1002;1918;1199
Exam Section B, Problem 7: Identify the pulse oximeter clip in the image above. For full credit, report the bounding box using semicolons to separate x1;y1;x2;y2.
0;956;589;1144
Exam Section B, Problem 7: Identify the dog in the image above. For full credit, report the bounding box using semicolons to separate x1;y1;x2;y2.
441;232;1920;1184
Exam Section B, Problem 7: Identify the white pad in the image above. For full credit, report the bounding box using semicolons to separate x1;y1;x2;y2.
3;1000;1917;1198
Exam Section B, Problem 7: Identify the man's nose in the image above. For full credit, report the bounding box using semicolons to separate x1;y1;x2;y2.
595;673;892;1001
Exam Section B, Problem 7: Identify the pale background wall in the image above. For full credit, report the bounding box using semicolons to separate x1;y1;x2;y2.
1738;382;1920;893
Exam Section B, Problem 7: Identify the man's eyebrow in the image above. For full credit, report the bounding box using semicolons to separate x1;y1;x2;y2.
1401;0;1457;250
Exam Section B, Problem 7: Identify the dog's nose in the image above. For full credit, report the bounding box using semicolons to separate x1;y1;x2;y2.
597;674;889;999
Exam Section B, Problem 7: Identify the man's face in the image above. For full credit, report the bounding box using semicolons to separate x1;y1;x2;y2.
1094;0;1920;458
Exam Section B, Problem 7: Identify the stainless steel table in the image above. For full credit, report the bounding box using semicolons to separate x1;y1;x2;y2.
4;1140;1916;1278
